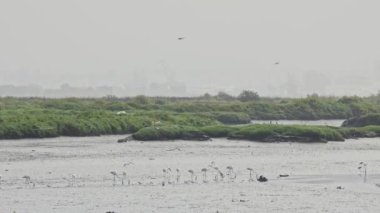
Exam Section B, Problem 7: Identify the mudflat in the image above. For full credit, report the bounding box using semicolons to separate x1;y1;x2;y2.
1;136;380;212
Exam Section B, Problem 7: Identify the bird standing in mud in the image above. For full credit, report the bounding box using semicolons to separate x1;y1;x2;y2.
162;169;167;186
110;171;118;186
22;175;35;188
213;167;224;182
121;172;127;185
247;168;254;182
358;162;368;183
201;168;208;183
226;166;236;181
176;169;181;184
187;170;197;183
166;168;173;184
22;175;31;184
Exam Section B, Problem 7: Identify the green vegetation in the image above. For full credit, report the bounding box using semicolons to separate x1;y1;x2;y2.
341;113;380;127
0;109;218;139
209;112;251;124
200;125;237;138
237;90;260;102
230;125;344;142
1;93;380;141
339;126;380;138
1;94;380;121
132;125;207;141
132;124;345;142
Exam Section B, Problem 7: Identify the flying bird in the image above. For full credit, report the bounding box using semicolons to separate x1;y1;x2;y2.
177;37;185;40
274;61;280;65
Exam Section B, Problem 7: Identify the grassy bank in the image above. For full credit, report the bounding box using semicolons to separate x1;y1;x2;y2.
0;110;219;139
1;95;380;120
341;113;380;127
339;125;380;138
1;95;380;140
132;124;345;142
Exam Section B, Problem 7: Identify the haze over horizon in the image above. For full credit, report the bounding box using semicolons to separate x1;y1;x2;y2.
1;0;380;97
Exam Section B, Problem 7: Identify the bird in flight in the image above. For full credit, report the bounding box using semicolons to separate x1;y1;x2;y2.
274;61;280;65
178;37;185;40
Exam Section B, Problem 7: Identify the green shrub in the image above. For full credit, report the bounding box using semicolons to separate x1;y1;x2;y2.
0;95;380;140
230;124;344;142
132;125;201;141
201;125;236;137
213;112;251;124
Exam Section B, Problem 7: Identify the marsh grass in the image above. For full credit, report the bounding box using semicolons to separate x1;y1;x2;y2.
1;97;380;140
132;124;345;142
342;113;380;127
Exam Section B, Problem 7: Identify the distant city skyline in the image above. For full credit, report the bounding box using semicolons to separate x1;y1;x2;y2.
1;0;380;97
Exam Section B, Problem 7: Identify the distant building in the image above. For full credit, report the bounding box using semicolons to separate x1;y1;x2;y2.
148;81;187;96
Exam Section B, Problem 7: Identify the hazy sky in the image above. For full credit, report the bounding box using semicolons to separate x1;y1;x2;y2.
1;0;380;96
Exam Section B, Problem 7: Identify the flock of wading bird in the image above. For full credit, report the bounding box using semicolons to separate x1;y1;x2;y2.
159;161;269;187
0;161;369;189
0;161;271;189
109;161;271;187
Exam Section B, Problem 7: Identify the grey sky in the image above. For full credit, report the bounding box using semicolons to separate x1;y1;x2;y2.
1;0;380;96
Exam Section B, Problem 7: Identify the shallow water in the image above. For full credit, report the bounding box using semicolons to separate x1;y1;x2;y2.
1;136;380;212
251;119;344;127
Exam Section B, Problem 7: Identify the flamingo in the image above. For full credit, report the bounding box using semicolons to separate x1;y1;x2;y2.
226;166;236;181
110;171;118;186
162;169;167;186
188;170;196;183
358;162;368;183
212;167;220;182
22;175;35;188
176;169;181;184
121;172;127;185
247;168;254;182
22;175;31;185
217;169;225;182
201;168;208;183
166;168;172;184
